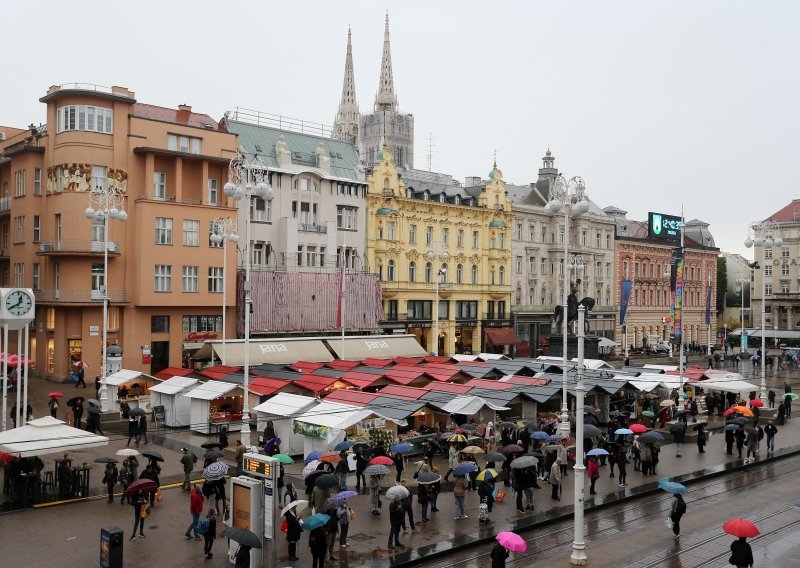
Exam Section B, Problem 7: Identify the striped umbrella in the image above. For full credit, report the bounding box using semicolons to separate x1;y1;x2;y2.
476;468;499;482
364;464;390;477
203;461;230;481
447;434;468;443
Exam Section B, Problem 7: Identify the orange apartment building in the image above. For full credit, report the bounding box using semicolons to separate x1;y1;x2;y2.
0;84;238;380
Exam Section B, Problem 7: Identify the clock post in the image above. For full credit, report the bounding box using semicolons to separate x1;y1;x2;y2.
0;288;36;431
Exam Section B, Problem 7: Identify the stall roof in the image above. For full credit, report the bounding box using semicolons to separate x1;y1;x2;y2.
295;401;374;429
154;367;196;381
507;384;562;403
644;364;680;371
197;365;240;380
290;361;325;373
324;389;381;407
252;393;317;417
534;356;614;370
362;358;395;368
464;378;513;390
394;356;426;366
339;371;387;389
467;388;523;407
455;364;500;379
326;360;361;370
0;416;109;457
425;369;471;383
383;369;432;386
184;381;240;400
325;334;428;360
367;396;428;422
248;377;290;397
498;375;551;386
452;354;479;362
437;395;510;414
378;385;427;400
103;369;157;386
352;365;392;376
252;369;303;382
293;374;343;393
149;376;201;395
485;327;523;346
423;382;472;394
698;378;759;394
195;338;334;366
476;353;509;361
424;355;457;364
312;368;348;378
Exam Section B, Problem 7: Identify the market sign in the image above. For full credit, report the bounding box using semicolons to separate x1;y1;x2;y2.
648;212;682;240
293;420;328;439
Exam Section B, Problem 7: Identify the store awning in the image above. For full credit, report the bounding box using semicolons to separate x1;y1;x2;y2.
184;381;240;400
437;395;510;415
194;338;334;366
149;376;201;395
252;393;318;417
698;378;759;394
325;335;428;360
485;328;523;346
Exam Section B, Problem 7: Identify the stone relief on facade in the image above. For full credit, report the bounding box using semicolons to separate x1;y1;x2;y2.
315;143;331;175
275;135;292;168
46;164;128;194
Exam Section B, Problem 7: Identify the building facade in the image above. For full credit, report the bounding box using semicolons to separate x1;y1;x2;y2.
607;208;719;349
721;252;753;332
0;84;239;378
509;151;618;355
365;145;513;355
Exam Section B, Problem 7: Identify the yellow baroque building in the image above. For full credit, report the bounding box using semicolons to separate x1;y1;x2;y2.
366;145;515;355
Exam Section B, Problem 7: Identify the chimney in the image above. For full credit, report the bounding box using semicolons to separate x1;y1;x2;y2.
178;104;192;113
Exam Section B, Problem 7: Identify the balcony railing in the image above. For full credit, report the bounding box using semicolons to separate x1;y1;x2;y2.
0;197;10;213
34;289;129;304
37;240;121;255
298;224;326;233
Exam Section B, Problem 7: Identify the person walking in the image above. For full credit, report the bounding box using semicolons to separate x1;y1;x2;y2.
72;399;84;429
393;452;405;484
418;481;431;522
129;489;148;541
388;498;405;549
443;443;459;482
324;506;339;561
48;397;59;418
234;545;252;568
512;463;528;513
745;431;759;464
335;451;349;491
369;474;382;516
74;360;88;388
768;388;776;408
490;541;510;567
430;469;441;512
102;462;118;503
674;426;685;457
138;414;149;445
399;480;416;533
784;393;792;418
337;501;351;548
725;428;735;455
285;505;302;562
617;449;628;487
632;435;642;471
764;421;778;453
126;417;140;447
425;439;437;470
587;456;600;495
180;448;195;491
453;474;469;519
669;493;686;540
729;536;754;568
696;424;706;453
478;477;495;523
308;526;327;568
202;507;217;560
139;463;160;508
185;484;205;539
234;440;246;475
354;448;368;492
550;457;562;500
734;427;746;459
119;460;134;504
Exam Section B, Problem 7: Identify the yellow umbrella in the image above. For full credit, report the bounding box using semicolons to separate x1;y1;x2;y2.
476;468;499;482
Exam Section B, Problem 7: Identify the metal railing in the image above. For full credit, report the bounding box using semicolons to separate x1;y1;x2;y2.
37;240;121;254
228;108;334;138
34;289;129;303
298;224;326;233
0;197;10;212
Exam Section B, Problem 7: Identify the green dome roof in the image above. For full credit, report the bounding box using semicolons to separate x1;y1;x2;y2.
376;207;398;216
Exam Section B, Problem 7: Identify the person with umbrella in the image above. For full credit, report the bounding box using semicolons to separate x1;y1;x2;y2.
453;471;469;519
616;446;629;487
669;492;686;540
119;458;135;504
443;442;459;482
491;539;511;568
478;473;495;522
511;460;529;514
418;475;431;522
138;413;149;445
729;537;754;568
764;420;778;454
129;488;148;541
369;472;382;515
425;439;437;469
101;461;118;503
768;388;776;408
672;422;686;457
336;500;351;549
745;427;759;464
312;482;330;515
388;497;405;549
126;417;140;447
324;505;339;561
308;524;327;568
283;496;303;562
139;462;160;508
334;451;349;491
354;446;368;492
235;543;252;568
186;483;205;539
48;394;60;418
735;425;746;458
68;397;84;428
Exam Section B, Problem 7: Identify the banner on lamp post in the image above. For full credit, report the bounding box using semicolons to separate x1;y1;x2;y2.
671;247;685;340
705;284;712;325
619;279;633;326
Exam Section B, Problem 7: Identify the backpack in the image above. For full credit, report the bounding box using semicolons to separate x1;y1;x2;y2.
675;498;686;515
196;518;210;536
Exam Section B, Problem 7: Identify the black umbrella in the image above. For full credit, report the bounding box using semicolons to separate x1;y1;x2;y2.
745;426;758;435
727;417;747;426
66;397;84;407
496;421;516;429
417;472;441;484
129;407;146;417
224;526;262;549
314;473;338;489
525;451;545;459
584;415;598;426
201;442;223;450
669;423;687;436
204;450;225;460
142;450;164;462
304;470;327;488
94;457;118;464
87;406;102;415
638;431;665;444
458;423;477;431
88;399;101;407
584;424;602;438
485;452;506;463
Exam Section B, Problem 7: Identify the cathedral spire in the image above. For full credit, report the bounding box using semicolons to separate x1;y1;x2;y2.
333;26;360;145
374;11;398;111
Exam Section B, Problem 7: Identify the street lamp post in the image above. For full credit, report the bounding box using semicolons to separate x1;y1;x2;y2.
571;304;588;565
736;277;749;354
545;175;590;436
427;243;449;356
224;150;272;447
85;185;127;410
209;218;239;366
744;220;782;404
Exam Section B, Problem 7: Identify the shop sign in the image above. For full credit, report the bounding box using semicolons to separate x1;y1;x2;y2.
365;340;390;350
293;420;328;439
186;332;218;341
259;343;289;354
89;325;100;336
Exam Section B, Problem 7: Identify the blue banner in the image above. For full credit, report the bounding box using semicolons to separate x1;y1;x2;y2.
671;247;685;339
705;284;712;325
620;279;633;326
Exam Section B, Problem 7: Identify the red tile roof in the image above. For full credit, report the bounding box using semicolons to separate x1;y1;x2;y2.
327;360;361;371
362;358;395;368
290;361;325;373
766;199;800;223
248;377;289;397
424;355;456;364
394;357;425;366
423;382;472;394
464;378;513;390
383;369;432;386
324;390;380;406
154;367;194;380
500;376;551;386
340;371;387;389
378;385;426;400
293;374;342;393
133;103;222;130
197;365;240;380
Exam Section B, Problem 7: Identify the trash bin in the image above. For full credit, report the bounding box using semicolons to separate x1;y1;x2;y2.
100;525;123;568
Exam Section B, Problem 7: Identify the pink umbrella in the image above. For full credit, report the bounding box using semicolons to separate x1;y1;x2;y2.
630;424;649;433
496;531;527;552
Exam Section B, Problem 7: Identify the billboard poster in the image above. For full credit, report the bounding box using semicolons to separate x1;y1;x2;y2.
671;247;685;339
619;279;633;326
649;212;682;240
233;484;252;529
705;285;713;325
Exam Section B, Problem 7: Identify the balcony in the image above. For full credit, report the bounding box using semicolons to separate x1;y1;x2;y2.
0;248;8;260
37;240;121;257
0;197;10;213
34;289;129;305
298;223;326;233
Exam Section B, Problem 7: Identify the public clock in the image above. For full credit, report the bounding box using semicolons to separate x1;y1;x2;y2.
6;289;33;317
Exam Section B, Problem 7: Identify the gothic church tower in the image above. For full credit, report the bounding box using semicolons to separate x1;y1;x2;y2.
332;27;361;145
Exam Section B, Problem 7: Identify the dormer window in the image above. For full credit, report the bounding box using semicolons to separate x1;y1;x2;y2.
423;192;429;201
406;188;413;198
439;194;446;203
454;195;460;205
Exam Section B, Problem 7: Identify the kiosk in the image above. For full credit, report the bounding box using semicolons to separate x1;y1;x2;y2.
183;381;243;434
148;376;202;427
102;369;159;413
229;474;264;567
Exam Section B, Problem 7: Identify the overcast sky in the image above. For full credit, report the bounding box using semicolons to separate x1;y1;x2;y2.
2;1;798;257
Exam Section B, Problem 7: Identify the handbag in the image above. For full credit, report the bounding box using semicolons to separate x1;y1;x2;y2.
156;489;163;503
349;508;356;521
665;517;673;529
280;519;288;533
140;504;149;518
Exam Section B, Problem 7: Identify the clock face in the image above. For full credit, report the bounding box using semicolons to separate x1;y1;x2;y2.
6;290;33;317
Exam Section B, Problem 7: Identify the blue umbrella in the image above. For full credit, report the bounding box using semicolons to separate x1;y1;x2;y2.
660;481;688;494
531;431;549;440
587;448;609;456
334;441;354;452
547;434;565;443
306;450;325;462
614;428;634;435
391;443;414;454
724;423;740;432
453;462;478;476
302;513;331;531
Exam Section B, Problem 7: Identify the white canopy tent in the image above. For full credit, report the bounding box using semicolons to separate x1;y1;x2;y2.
253;393;318;456
149;376;202;427
293;401;375;458
643;364;679;371
436;395;509;419
535;356;614;370
0;416;109;457
183;381;243;434
698;378;759;396
101;369;159;413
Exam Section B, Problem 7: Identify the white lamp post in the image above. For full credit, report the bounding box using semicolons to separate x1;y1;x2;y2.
84;185;127;411
426;243;449;356
744;220;781;404
209;218;239;366
571;304;588;565
223;150;272;446
545;174;590;436
736;277;749;354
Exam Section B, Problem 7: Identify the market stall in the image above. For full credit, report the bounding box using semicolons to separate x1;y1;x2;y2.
148;376;202;427
252;393;318;456
183;381;244;435
101;369;160;413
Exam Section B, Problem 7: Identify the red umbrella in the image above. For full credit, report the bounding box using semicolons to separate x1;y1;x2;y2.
748;400;764;408
319;451;342;464
722;518;760;538
123;478;157;498
369;456;394;466
630;424;649;433
0;451;15;467
48;392;64;398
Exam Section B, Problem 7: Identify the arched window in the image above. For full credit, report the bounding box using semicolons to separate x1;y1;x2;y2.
387;259;395;281
499;266;505;285
515;287;521;303
490;270;496;285
406;187;413;198
471;265;478;284
408;261;416;283
425;262;432;283
456;264;463;284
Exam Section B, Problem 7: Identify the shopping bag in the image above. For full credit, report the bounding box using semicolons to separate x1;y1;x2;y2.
280;519;288;533
665;517;673;529
156;488;163;503
494;489;506;503
140;504;149;518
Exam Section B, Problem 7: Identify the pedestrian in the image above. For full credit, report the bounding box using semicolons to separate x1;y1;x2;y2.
102;462;118;503
725;428;735;455
388;498;404;549
418;480;430;522
640;443;652;475
234;440;246;474
729;536;754;568
400;480;416;533
734;427;746;458
73;399;84;429
453;474;469;519
312;484;329;515
784;394;792;418
129;489;148;541
669;493;686;540
213;478;228;516
119;460;134;504
523;466;538;509
335;451;349;491
550;457;562;501
354;447;368;491
674;425;685;457
696;424;706;453
218;424;229;448
369;474;382;515
185;483;205;539
632;435;642;471
607;441;616;477
95;376;101;398
587;456;600;495
139;463;160;508
764;420;778;453
490;541;510;568
617;449;628;487
430;467;441;512
48;397;59;418
138;414;149;445
512;463;528;513
443;443;459;482
201;507;217;560
234;544;251;568
478;478;495;523
179;448;195;491
650;444;661;474
126;417;140;447
74;360;88;388
558;442;569;477
745;431;759;464
308;526;327;568
285;504;302;562
768;389;776;408
324;506;339;561
337;501;351;548
425;439;437;469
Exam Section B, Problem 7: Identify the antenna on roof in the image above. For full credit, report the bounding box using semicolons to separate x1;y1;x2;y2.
423;132;437;172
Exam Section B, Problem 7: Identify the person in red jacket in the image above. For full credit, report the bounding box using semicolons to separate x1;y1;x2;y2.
587;457;600;495
185;484;205;540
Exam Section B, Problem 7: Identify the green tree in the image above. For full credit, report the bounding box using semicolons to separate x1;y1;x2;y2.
716;256;727;315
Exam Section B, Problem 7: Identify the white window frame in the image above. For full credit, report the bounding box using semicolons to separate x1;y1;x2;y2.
208;267;224;292
155;265;172;292
183;220;200;246
33;216;41;242
153;172;167;200
32;263;40;290
208;179;218;204
250;197;271;222
57;105;113;134
155;217;173;245
182;266;198;292
34;168;41;196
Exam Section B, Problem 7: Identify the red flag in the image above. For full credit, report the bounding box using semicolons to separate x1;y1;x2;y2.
336;261;345;328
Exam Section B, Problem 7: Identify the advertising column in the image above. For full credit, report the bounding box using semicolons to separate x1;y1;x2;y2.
242;453;280;567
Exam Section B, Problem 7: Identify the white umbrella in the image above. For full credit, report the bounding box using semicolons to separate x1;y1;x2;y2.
0;416;109;457
115;448;141;457
302;460;322;479
385;485;410;500
281;499;309;517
